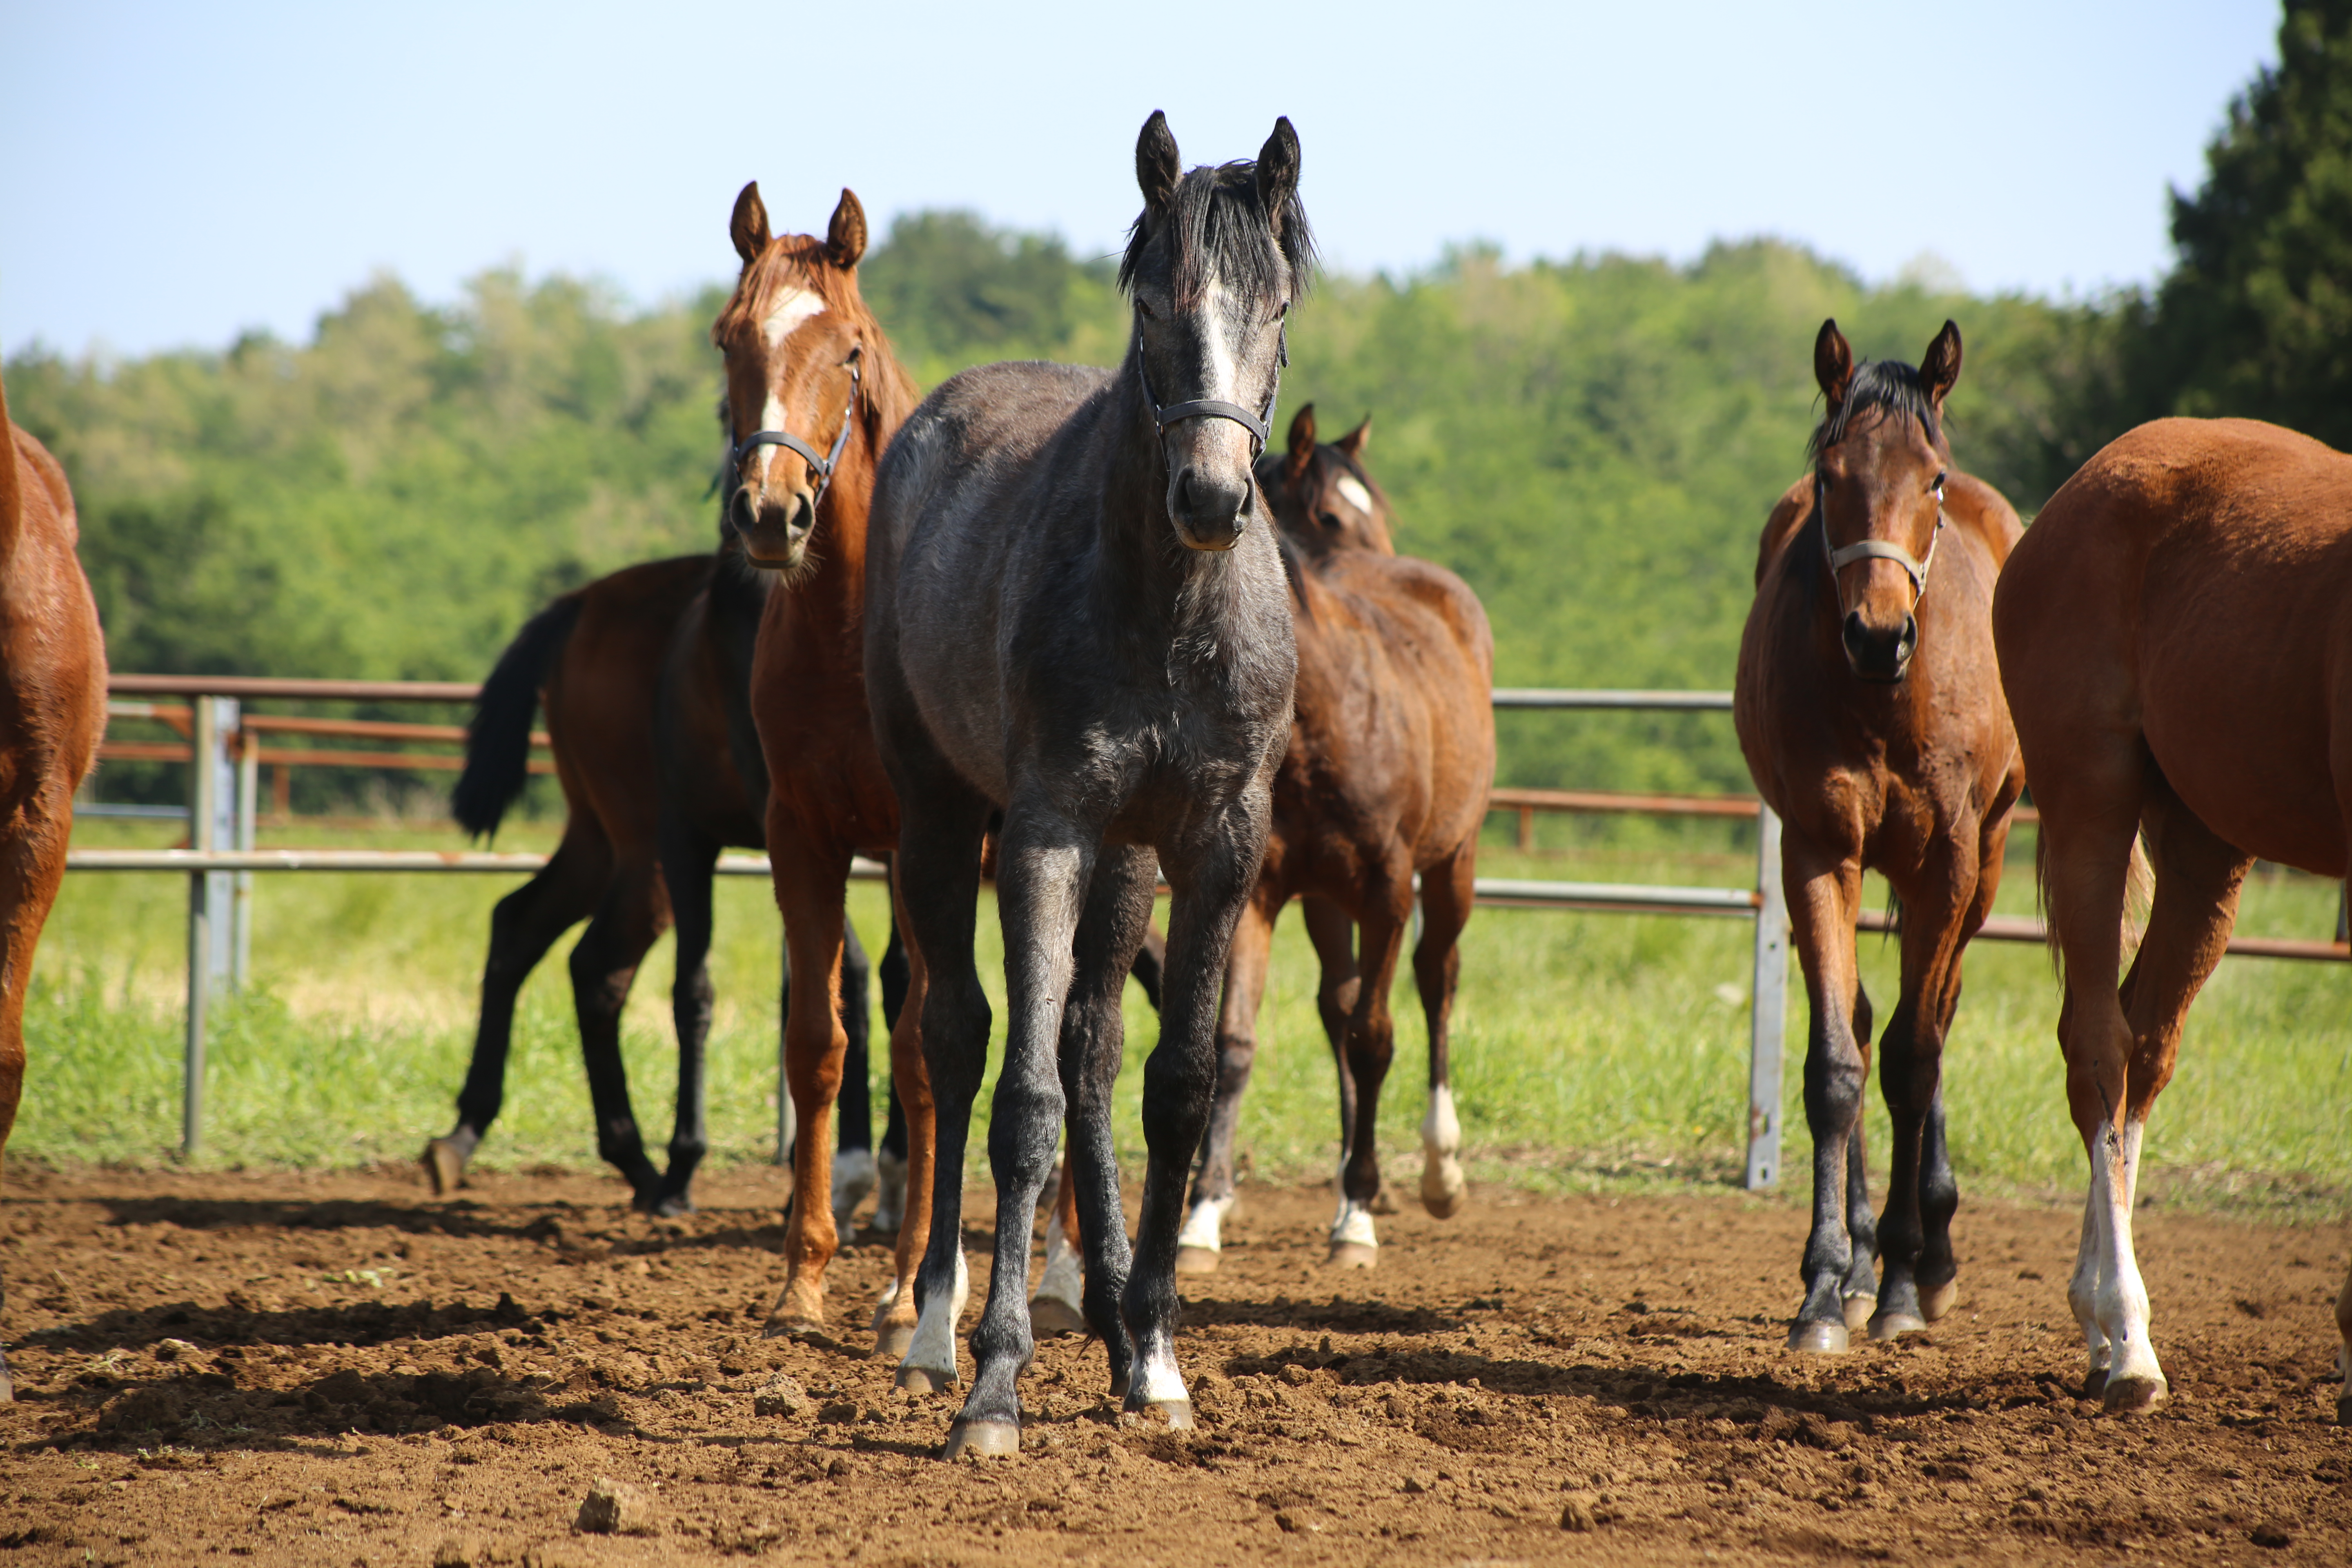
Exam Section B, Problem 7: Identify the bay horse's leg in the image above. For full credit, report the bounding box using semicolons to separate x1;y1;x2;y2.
875;919;912;1233
941;799;1098;1456
1330;882;1412;1269
831;919;879;1234
1123;801;1266;1429
1867;839;1978;1342
762;823;853;1338
1784;838;1869;1353
427;821;608;1194
1057;845;1157;1391
1031;1144;1088;1335
1841;982;1879;1325
652;821;719;1218
891;793;991;1394
566;860;670;1209
1412;846;1478;1220
1177;890;1277;1274
0;808;71;1401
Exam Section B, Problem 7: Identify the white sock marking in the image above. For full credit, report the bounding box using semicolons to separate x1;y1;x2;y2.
1177;1192;1234;1253
1134;1340;1187;1405
901;1250;969;1381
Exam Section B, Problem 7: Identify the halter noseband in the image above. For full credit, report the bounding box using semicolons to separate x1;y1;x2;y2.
731;350;863;514
1816;470;1945;607
1135;315;1287;459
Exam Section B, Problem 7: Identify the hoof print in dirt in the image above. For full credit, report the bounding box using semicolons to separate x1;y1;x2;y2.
752;1372;810;1418
575;1476;657;1536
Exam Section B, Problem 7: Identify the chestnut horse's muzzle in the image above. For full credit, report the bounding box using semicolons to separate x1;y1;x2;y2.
1842;610;1918;683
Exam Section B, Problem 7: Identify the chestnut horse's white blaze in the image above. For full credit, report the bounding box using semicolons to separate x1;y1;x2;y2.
753;287;829;486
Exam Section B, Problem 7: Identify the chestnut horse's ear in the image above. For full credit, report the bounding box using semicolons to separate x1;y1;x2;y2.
1137;110;1180;217
730;182;771;265
1256;116;1301;229
1814;318;1853;410
1919;319;1963;407
1336;414;1370;459
1285;403;1318;479
826;189;868;268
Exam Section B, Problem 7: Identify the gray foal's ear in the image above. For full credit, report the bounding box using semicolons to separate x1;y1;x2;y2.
1256;116;1301;230
1137;111;1181;217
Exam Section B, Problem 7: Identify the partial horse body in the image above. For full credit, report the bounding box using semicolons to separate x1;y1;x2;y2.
425;542;886;1218
0;365;107;1400
1176;404;1494;1273
1735;320;2024;1354
728;185;940;1352
866;113;1309;1456
1993;416;2352;1421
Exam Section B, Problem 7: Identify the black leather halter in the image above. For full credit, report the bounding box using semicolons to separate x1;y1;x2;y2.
731;351;863;510
1136;316;1287;458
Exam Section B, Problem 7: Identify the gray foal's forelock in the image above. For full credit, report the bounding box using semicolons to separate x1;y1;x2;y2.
1119;161;1316;312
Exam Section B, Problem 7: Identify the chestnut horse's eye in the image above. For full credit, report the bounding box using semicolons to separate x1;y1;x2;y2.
1933;470;1948;497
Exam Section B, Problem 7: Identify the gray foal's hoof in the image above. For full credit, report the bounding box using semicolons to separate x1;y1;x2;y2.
1786;1319;1851;1355
941;1418;1021;1459
2101;1373;2168;1416
1173;1246;1220;1276
1918;1279;1958;1322
421;1138;466;1197
1867;1309;1928;1342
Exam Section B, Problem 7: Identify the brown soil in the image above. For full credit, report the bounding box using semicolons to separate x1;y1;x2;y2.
1;1163;2345;1566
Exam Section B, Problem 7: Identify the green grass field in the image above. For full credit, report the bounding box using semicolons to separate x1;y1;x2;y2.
15;811;2350;1219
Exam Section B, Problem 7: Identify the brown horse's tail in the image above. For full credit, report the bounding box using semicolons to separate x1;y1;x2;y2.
2034;818;2154;980
452;595;581;840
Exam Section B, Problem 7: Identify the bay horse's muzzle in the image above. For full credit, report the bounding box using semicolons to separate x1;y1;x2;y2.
732;484;816;569
1842;610;1918;683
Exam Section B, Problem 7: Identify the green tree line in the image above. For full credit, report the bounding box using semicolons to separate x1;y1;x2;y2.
10;0;2346;804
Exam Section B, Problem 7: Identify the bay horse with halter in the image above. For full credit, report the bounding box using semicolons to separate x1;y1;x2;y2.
425;501;893;1222
1993;416;2352;1421
0;363;108;1401
866;111;1307;1456
1173;403;1494;1274
726;184;943;1351
1734;320;2024;1354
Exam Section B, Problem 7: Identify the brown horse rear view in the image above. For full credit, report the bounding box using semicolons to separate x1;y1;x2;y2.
1735;320;2023;1354
0;365;107;1400
1994;417;2352;1421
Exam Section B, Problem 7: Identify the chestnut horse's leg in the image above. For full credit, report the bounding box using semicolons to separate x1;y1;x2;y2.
565;859;670;1210
427;819;610;1195
826;920;879;1234
1412;845;1478;1221
1058;845;1155;1392
1867;833;1980;1341
653;820;719;1218
0;808;72;1402
870;872;939;1361
1177;891;1277;1274
1784;837;1871;1353
1327;881;1410;1269
762;822;855;1338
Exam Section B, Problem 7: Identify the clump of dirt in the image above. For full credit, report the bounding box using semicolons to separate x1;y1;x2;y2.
0;1163;2345;1565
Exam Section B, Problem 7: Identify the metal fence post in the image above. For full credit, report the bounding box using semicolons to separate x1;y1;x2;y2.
1745;805;1788;1190
182;699;217;1156
234;718;257;988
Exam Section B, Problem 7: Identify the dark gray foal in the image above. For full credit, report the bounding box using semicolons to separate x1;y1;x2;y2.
865;111;1310;1457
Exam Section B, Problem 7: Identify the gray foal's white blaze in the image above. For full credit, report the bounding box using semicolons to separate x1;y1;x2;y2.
752;286;829;489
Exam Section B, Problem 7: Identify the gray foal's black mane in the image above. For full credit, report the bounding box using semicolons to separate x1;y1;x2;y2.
1119;160;1317;309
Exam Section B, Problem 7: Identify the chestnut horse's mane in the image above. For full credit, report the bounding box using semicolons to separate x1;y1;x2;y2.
1807;359;1944;465
710;235;922;437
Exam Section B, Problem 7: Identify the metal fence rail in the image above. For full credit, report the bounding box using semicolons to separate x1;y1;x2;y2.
65;679;2352;1178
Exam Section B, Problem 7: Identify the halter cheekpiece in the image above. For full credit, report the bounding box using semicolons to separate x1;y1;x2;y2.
1135;316;1287;458
1816;470;1945;604
731;350;863;512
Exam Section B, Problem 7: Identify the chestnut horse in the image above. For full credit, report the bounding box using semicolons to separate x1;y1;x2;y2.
1174;403;1494;1273
1993;416;2352;1421
425;538;888;1218
1735;320;2024;1354
726;184;940;1350
0;365;108;1401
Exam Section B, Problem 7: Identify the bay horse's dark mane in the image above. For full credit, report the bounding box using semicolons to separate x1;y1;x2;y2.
1808;359;1944;465
1119;160;1317;307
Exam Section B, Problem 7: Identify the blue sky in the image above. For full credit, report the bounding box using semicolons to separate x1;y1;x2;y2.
0;0;2282;359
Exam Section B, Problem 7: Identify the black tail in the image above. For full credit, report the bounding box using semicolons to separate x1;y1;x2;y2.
451;595;582;839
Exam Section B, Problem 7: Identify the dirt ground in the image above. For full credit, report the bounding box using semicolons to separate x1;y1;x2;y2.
0;1163;2345;1567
